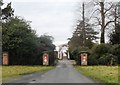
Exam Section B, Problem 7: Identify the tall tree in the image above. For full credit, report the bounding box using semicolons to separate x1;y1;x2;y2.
37;34;55;52
69;2;98;51
0;0;2;45
109;24;120;44
1;2;14;21
2;16;37;64
100;2;105;43
68;20;98;52
0;0;3;19
82;3;85;46
2;2;56;65
109;2;120;44
2;17;56;65
0;0;2;65
93;1;116;43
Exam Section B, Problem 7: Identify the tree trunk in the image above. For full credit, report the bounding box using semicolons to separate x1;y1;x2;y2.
82;3;86;46
100;29;105;43
100;2;105;43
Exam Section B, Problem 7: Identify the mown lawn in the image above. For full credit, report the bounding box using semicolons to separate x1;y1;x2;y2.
1;66;54;82
0;66;2;83
75;66;119;85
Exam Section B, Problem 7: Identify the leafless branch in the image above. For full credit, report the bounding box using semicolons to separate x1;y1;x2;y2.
88;9;100;21
104;21;114;28
93;0;100;6
93;17;102;26
104;3;114;14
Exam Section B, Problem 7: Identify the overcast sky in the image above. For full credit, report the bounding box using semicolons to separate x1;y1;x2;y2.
3;0;83;46
3;0;119;46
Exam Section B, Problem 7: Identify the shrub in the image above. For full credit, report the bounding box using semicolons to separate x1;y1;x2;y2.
71;44;119;65
71;49;80;65
89;44;118;65
109;44;120;64
91;44;111;58
98;56;107;65
88;54;99;65
98;53;117;65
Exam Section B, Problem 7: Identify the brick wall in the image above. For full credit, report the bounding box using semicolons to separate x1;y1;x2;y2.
3;52;9;65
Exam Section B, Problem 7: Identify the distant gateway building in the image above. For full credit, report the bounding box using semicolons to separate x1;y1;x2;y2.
56;44;70;60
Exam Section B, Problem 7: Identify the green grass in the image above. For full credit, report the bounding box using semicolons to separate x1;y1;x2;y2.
1;66;54;82
75;66;119;85
0;66;2;83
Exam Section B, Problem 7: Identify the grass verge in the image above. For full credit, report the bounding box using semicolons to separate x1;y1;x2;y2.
75;66;119;85
2;66;54;82
0;66;2;84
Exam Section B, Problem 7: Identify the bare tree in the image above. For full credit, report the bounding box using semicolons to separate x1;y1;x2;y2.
82;3;86;46
93;1;117;43
99;2;105;43
109;2;120;44
69;2;98;49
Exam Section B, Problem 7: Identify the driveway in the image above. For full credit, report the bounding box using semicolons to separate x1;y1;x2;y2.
3;59;101;84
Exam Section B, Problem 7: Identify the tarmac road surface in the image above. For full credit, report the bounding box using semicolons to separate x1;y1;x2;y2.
4;59;101;84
